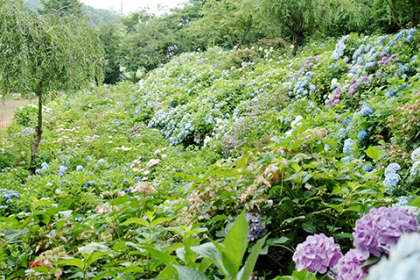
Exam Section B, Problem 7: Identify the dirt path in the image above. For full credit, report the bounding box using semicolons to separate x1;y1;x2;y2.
0;98;38;130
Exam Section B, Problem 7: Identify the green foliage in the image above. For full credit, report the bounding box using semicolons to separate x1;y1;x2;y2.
38;0;83;17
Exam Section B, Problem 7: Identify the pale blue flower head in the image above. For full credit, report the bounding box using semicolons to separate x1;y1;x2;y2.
411;147;420;161
369;233;420;280
384;173;401;188
76;165;83;171
385;163;401;176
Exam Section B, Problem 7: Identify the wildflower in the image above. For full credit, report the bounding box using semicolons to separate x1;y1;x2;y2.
293;233;343;274
76;165;83;171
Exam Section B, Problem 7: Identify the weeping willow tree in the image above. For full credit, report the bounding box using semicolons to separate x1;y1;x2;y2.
0;0;103;173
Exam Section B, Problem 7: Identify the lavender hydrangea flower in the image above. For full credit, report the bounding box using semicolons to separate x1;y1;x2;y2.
293;233;343;274
369;233;420;280
333;249;368;280
353;207;420;259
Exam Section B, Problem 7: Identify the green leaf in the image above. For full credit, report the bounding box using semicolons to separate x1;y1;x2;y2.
112;196;131;205
174;265;210;280
361;256;380;268
34;213;51;225
113;240;126;251
91;272;116;280
86;251;112;267
302;221;316;234
122;218;149;228
191;243;228;276
222;211;249;278
3;228;22;240
157;264;176;279
366;146;379;159
238;234;268;280
151;217;175;228
54;258;84;270
198;258;213;273
408;197;420;207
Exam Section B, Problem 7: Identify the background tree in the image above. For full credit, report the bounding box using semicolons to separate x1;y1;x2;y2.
0;0;103;172
382;0;420;29
258;0;333;56
99;22;123;84
38;0;83;16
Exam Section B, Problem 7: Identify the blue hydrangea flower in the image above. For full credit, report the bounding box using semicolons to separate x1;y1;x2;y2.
362;163;373;172
411;147;420;161
98;159;105;164
76;165;83;171
357;130;368;141
368;233;420;280
341;155;355;166
386;87;398;97
385;163;401;176
384;173;401;188
357;102;374;117
343;139;357;155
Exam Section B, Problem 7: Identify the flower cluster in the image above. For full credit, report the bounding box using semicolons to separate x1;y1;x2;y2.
1;189;20;203
333;249;368;280
245;212;267;242
368;233;420;280
96;203;120;214
131;182;158;195
292;233;343;274
410;147;420;176
352;207;420;259
383;163;401;193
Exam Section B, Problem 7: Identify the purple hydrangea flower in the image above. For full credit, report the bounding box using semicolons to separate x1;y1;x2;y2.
293;233;343;274
353;207;420;259
376;72;382;78
333;249;368;280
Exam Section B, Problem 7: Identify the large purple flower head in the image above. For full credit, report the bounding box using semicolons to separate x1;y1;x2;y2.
292;233;343;274
353;207;420;259
334;249;368;280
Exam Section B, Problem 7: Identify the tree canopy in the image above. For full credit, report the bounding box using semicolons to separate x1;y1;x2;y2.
0;0;103;171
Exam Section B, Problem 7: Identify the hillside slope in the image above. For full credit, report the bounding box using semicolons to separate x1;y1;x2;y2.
0;30;419;279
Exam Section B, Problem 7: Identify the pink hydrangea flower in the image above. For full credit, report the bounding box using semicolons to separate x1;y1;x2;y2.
293;233;343;274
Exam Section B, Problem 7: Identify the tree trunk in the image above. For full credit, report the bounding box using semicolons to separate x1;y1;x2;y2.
292;32;299;57
29;91;43;174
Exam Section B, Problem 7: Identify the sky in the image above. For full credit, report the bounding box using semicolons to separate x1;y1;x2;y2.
80;0;188;15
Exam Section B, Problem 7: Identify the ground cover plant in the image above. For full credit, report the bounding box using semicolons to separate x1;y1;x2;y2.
0;27;419;280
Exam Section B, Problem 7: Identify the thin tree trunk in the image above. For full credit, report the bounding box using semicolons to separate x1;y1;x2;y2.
292;32;299;57
29;90;43;174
